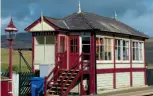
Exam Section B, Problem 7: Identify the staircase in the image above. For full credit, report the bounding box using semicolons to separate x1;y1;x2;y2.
44;53;90;96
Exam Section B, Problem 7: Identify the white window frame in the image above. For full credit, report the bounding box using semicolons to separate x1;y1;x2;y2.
115;37;130;63
80;36;91;62
132;40;144;63
96;35;113;63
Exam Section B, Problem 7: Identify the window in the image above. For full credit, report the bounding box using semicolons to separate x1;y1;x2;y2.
60;36;65;52
123;40;129;60
70;38;78;53
82;37;90;60
132;41;143;61
96;37;112;61
35;36;55;45
115;39;129;61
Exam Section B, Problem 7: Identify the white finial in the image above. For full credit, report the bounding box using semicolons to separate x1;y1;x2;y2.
78;0;81;13
41;11;43;21
115;11;117;20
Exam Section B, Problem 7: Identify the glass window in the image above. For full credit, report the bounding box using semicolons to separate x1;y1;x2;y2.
82;37;90;60
115;39;129;61
46;36;55;44
36;36;45;44
96;37;112;61
60;36;65;52
70;38;78;53
132;41;143;61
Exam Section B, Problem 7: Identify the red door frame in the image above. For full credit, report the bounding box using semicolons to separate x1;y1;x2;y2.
69;36;80;69
59;36;67;69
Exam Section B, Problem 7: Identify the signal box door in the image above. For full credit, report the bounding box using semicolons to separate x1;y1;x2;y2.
69;36;80;69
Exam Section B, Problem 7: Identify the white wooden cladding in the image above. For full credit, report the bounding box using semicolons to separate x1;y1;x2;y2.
133;72;144;86
116;64;130;68
97;73;113;91
97;72;145;91
116;72;130;88
34;36;55;70
97;64;114;69
35;45;45;64
132;63;144;68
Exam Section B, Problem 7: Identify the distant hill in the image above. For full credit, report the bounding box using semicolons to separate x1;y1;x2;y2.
1;33;32;49
146;38;153;65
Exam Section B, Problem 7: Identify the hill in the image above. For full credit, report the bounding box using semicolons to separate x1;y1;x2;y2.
145;38;153;65
1;33;32;49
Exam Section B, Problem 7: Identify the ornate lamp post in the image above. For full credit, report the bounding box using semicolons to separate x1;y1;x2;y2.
5;17;18;96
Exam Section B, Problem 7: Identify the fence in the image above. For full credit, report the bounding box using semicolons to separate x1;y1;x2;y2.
19;71;39;96
146;69;153;85
1;71;39;96
1;72;19;96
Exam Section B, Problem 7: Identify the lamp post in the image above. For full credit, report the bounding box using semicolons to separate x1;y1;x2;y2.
5;17;18;96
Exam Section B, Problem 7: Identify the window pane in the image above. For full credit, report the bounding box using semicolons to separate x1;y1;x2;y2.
139;43;143;60
36;36;44;44
100;45;103;60
132;42;135;60
60;37;65;52
123;40;129;60
115;39;121;60
96;38;100;60
46;36;55;44
118;46;121;60
82;37;90;44
136;42;139;60
70;45;73;52
70;39;73;46
104;38;112;60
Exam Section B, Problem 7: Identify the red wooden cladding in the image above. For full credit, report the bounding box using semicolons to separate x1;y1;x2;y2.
1;81;9;96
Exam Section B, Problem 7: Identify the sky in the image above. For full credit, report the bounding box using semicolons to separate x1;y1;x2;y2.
1;0;153;37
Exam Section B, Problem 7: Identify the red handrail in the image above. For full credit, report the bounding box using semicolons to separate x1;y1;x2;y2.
44;52;66;95
64;64;89;96
61;53;90;95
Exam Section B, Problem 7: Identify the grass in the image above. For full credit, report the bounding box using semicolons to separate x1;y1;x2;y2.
1;48;32;72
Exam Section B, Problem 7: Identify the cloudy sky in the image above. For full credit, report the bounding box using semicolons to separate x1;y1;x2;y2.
1;0;153;37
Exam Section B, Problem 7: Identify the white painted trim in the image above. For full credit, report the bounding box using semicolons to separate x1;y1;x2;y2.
97;61;113;63
30;19;55;32
5;27;17;31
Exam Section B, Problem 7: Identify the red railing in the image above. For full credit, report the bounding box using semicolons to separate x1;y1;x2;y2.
44;52;67;95
61;53;90;96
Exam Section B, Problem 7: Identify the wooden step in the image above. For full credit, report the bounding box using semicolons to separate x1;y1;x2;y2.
57;79;72;82
51;83;70;86
51;86;67;89
61;72;77;75
59;75;75;79
60;69;79;72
